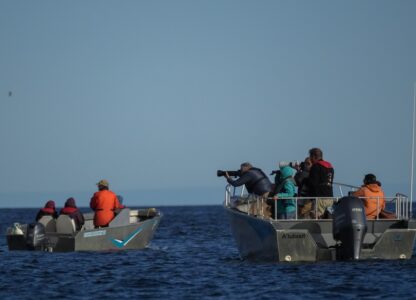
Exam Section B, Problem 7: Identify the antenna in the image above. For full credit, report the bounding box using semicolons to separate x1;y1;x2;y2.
411;82;416;204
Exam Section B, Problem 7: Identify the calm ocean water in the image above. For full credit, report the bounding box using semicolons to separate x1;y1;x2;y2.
1;205;416;299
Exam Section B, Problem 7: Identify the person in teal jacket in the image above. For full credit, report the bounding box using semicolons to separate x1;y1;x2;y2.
272;165;297;219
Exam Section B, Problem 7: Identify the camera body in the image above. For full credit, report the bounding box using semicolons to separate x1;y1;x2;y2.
217;170;241;177
270;170;280;176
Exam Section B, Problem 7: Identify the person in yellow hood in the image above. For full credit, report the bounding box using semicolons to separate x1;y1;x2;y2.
352;174;385;219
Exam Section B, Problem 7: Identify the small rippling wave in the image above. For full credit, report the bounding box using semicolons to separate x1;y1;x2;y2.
1;206;416;299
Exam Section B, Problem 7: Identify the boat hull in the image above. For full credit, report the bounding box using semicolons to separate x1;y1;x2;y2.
7;209;161;252
225;205;416;262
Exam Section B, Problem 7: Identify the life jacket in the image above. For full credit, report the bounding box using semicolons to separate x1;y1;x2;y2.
316;160;334;187
40;207;56;215
309;160;334;197
61;206;78;214
316;160;333;169
244;168;272;195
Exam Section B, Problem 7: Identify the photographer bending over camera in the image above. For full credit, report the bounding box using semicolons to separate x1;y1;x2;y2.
220;162;272;217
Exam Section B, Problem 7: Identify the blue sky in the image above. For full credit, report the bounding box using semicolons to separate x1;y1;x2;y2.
0;1;415;207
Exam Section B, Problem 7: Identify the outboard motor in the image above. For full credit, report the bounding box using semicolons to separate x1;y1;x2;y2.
332;196;367;260
26;222;46;250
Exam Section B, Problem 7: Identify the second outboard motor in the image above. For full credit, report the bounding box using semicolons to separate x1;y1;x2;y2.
332;196;367;260
26;222;46;250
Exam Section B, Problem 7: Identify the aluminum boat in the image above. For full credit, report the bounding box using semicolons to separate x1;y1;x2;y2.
224;184;416;262
6;208;162;252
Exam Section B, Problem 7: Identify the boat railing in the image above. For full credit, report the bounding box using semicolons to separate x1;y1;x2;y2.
224;184;412;220
333;181;359;197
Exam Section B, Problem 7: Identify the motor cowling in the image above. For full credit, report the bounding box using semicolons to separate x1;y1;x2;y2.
26;222;46;250
332;196;367;260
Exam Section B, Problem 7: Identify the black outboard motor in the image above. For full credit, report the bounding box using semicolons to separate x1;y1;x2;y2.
26;222;46;250
332;196;367;260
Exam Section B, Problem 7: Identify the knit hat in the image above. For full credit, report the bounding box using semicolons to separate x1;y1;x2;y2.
364;174;377;185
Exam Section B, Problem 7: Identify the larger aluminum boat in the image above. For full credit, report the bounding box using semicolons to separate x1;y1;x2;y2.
224;184;416;262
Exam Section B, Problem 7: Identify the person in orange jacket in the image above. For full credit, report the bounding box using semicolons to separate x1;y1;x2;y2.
90;179;124;227
352;174;385;219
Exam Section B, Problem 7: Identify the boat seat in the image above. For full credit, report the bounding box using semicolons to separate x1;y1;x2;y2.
109;208;131;227
38;216;57;232
83;212;94;221
56;215;76;234
83;220;95;230
82;212;95;230
129;210;139;223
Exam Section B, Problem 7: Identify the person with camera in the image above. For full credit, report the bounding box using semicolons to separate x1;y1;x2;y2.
294;157;314;219
270;164;297;219
220;162;272;217
307;148;334;219
270;160;297;188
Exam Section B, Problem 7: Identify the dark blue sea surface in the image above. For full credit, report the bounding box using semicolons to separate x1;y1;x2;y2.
1;206;416;299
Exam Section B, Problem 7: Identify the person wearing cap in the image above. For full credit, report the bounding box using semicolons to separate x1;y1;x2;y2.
352;174;386;219
35;200;58;221
60;197;85;231
90;179;124;227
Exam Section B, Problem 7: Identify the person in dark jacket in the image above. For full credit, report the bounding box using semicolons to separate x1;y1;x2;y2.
225;162;272;217
294;157;314;219
307;148;334;218
35;200;58;221
60;197;85;231
294;158;312;197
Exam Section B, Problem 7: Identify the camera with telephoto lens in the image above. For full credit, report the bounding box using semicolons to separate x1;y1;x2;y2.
279;160;300;168
270;170;280;176
217;170;241;177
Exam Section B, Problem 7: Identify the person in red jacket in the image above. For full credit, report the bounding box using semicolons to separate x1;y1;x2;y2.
307;148;335;218
35;200;58;221
90;179;123;227
60;197;85;231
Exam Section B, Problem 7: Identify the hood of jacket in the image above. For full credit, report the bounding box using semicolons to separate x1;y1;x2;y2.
64;197;77;208
44;200;56;209
316;160;333;169
279;166;295;179
365;183;382;193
